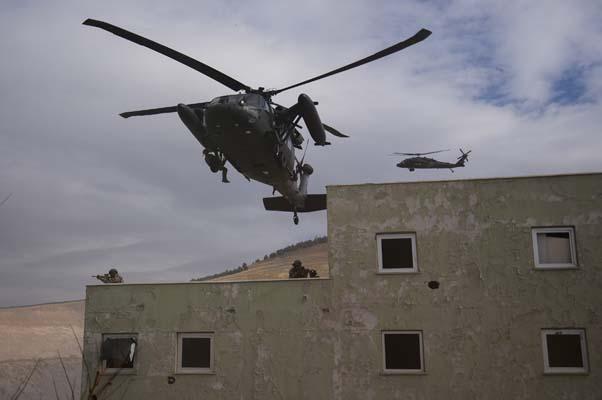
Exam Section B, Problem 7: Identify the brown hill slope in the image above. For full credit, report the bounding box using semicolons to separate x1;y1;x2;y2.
0;300;84;399
209;242;328;281
0;300;84;361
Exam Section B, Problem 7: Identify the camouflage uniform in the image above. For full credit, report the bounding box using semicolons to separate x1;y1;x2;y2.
288;260;319;279
95;268;124;283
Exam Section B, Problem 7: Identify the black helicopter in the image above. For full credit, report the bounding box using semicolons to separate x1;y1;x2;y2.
84;19;431;224
393;149;471;172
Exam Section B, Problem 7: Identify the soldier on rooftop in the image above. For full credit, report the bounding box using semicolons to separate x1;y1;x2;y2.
289;260;319;279
94;268;124;284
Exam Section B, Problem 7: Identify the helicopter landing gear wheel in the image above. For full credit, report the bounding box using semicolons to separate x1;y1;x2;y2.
293;211;299;225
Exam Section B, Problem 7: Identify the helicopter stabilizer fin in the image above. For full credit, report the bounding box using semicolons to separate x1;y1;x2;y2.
263;194;326;213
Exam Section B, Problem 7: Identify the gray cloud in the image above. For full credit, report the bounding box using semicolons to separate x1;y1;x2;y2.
1;0;601;306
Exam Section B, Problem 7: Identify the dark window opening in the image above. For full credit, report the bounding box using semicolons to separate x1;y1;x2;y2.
546;334;583;368
181;337;211;369
381;238;414;269
384;333;422;370
101;337;136;369
545;232;570;239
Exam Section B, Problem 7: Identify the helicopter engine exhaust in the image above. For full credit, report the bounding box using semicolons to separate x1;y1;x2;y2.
297;94;328;146
177;104;209;148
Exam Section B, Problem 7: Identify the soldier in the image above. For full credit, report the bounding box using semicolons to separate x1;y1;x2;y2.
289;260;307;278
288;260;319;279
94;268;124;283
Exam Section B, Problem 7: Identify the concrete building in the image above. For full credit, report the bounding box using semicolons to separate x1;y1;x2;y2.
81;173;602;399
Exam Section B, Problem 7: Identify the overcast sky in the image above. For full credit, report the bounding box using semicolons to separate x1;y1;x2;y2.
1;0;601;307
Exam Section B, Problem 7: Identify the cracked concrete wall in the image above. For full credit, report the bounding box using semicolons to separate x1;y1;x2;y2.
82;173;601;399
327;173;602;400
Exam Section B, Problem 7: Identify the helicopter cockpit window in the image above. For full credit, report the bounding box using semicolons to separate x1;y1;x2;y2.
242;94;268;110
257;96;268;110
210;96;229;105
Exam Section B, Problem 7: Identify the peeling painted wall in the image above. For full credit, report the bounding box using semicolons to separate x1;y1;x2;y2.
82;173;602;399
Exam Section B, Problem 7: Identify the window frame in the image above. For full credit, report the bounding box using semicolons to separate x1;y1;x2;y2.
541;328;589;374
376;232;419;274
100;333;138;375
531;227;577;269
176;332;214;374
381;330;425;374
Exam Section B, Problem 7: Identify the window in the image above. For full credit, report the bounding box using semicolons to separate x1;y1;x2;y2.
541;329;588;374
243;94;268;109
532;227;577;269
100;334;137;372
382;331;424;373
177;333;213;373
377;233;418;273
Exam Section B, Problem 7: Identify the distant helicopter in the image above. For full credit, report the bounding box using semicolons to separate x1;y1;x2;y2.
393;149;471;172
83;19;431;224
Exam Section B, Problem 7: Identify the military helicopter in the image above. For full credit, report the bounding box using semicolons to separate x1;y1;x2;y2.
393;149;471;172
83;19;431;224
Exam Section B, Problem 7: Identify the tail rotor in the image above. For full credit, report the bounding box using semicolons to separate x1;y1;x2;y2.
457;148;472;165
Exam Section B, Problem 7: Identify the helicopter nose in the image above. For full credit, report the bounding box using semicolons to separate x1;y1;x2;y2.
208;103;245;121
177;104;198;127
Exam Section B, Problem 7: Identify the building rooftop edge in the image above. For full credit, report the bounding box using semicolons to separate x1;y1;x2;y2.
86;277;331;288
326;171;602;189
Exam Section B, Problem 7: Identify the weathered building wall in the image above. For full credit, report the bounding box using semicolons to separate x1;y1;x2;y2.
82;279;335;399
327;173;602;399
82;173;602;399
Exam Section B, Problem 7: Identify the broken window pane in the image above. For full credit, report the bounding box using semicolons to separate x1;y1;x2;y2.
546;334;583;368
181;337;211;369
381;238;414;269
101;337;136;369
537;232;572;264
384;332;422;371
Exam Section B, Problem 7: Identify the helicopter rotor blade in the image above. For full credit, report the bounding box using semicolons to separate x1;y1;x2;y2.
419;149;450;156
120;102;208;118
391;149;449;156
83;19;251;92
0;193;12;208
267;28;431;96
323;123;349;138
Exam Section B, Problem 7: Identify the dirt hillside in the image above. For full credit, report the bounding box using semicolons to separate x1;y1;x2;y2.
209;242;328;281
0;300;84;399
